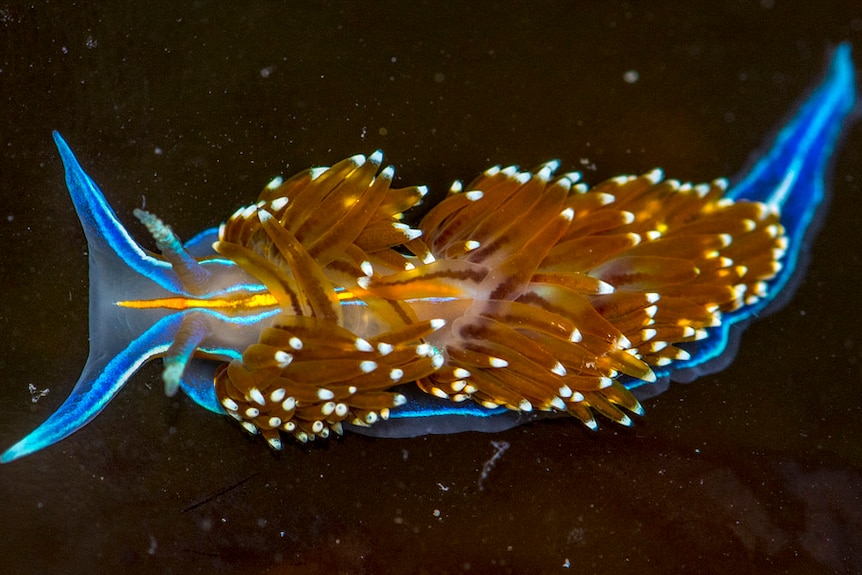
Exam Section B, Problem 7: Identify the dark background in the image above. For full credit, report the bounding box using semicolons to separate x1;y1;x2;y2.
1;2;861;573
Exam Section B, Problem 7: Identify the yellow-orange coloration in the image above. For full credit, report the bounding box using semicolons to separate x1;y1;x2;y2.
117;293;279;311
210;155;786;446
117;288;359;311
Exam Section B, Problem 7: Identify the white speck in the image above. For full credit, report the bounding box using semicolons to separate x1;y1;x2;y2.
377;342;394;355
274;350;293;368
309;167;328;180
623;69;639;83
28;384;50;403
432;354;444;369
267;177;285;192
360;360;377;373
248;387;265;407
401;227;422;240
267;437;282;450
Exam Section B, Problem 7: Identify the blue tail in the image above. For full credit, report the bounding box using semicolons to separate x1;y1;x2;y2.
728;43;857;310
634;42;856;392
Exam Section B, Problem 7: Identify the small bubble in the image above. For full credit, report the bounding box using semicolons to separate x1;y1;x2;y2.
623;69;639;84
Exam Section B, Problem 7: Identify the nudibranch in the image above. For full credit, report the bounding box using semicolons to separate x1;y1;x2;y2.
1;44;856;462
